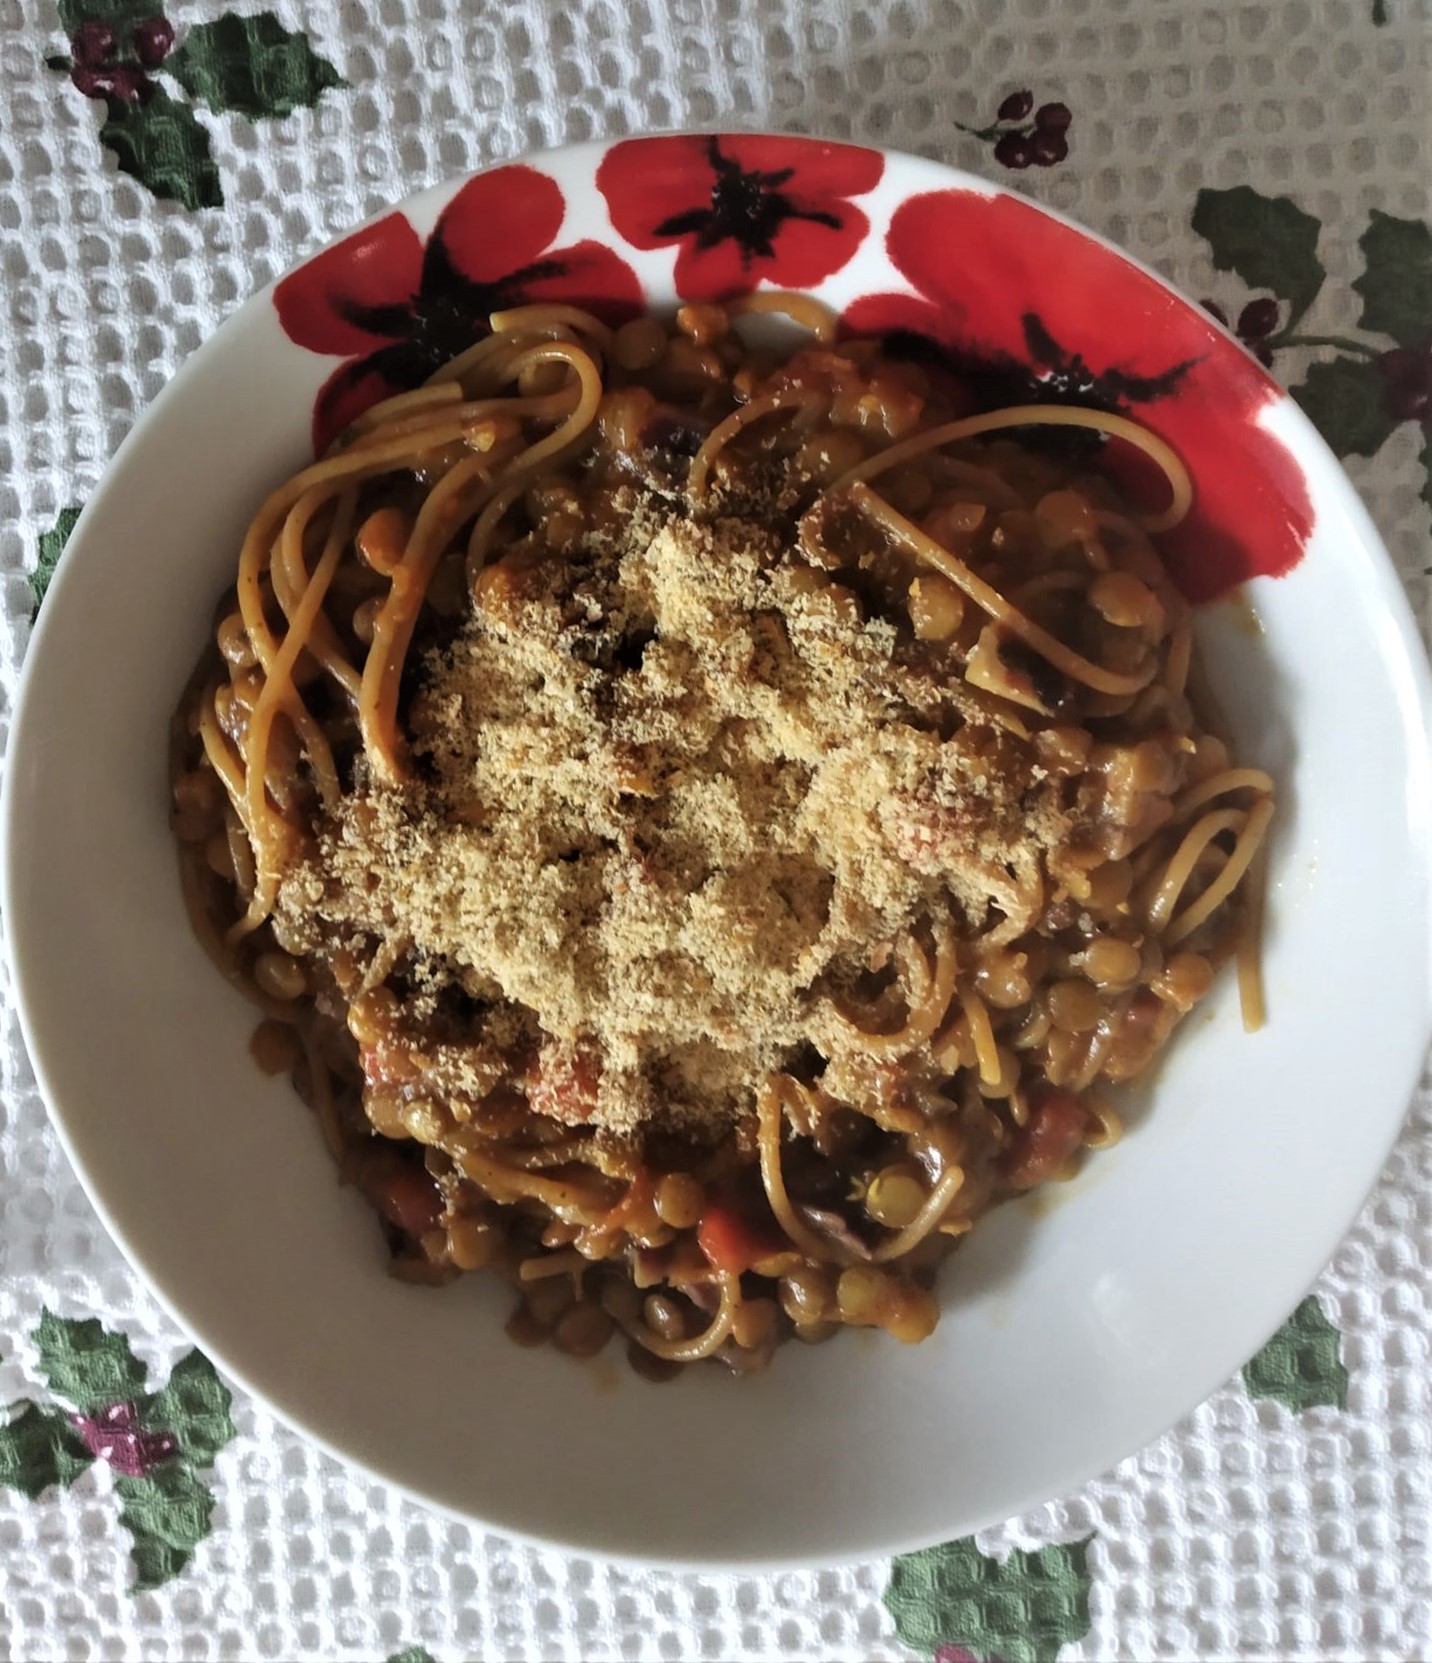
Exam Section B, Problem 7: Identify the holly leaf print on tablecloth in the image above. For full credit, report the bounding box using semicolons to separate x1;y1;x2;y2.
1;1311;236;1593
1288;356;1399;458
143;1349;236;1468
58;0;154;28
35;1309;150;1413
32;504;82;619
1191;185;1325;330
0;1401;95;1499
99;84;220;211
1291;212;1431;482
46;8;346;210
1242;1295;1349;1413
1354;212;1432;351
115;1462;217;1592
1194;190;1431;514
884;1534;1094;1663
167;13;346;119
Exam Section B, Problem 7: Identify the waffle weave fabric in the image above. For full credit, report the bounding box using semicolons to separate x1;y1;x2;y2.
0;1;1429;1659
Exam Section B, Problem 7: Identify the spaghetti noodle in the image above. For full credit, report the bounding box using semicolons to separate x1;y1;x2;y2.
170;296;1273;1378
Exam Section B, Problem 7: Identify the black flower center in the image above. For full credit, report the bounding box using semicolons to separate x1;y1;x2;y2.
334;239;571;391
1020;314;1196;408
879;315;1198;463
653;138;841;266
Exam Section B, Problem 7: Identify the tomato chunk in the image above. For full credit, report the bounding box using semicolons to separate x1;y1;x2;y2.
527;1043;602;1125
1003;1089;1089;1189
368;1165;442;1238
697;1201;788;1276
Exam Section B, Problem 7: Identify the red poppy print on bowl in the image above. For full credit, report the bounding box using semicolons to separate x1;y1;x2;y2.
844;189;1313;602
275;164;643;454
597;134;883;302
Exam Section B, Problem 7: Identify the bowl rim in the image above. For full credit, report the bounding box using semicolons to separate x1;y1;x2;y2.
6;131;1432;1571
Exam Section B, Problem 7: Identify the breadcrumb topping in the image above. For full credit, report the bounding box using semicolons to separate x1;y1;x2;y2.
275;491;1072;1136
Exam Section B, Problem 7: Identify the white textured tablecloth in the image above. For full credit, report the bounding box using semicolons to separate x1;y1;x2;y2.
1;2;1429;1658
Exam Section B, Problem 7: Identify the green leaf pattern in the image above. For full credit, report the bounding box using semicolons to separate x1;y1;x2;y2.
46;8;347;209
1242;1296;1350;1413
32;505;82;619
34;1309;150;1413
1291;357;1398;459
1191;185;1325;326
168;14;347;120
0;1402;95;1500
1;1312;235;1594
143;1350;237;1469
99;85;221;212
1193;186;1431;511
884;1535;1094;1663
58;0;154;29
116;1465;217;1592
1353;211;1432;350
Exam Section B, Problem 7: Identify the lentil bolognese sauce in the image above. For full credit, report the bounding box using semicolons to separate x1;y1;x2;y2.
170;295;1274;1378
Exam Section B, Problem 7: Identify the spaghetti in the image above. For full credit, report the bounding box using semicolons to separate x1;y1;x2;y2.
170;295;1273;1378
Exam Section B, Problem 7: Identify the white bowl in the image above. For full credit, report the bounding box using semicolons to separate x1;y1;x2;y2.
5;137;1431;1569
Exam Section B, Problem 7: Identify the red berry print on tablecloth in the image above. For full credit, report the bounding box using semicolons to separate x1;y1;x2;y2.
1195;186;1432;518
596;134;884;301
66;13;165;103
45;7;347;211
275;166;643;454
71;1400;180;1477
959;91;1073;171
1202;296;1283;367
844;188;1313;602
132;15;175;68
1237;297;1283;345
1377;343;1432;424
0;1310;236;1592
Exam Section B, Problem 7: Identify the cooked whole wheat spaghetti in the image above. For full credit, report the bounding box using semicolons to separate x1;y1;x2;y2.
170;295;1273;1378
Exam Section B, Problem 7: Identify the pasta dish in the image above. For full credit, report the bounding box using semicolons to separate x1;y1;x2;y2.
170;294;1273;1378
